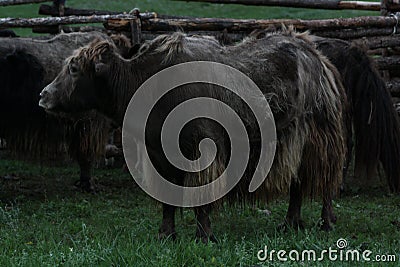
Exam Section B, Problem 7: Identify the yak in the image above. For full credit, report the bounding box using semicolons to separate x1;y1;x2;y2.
314;37;400;192
284;38;400;230
242;31;400;230
0;32;131;192
39;30;346;241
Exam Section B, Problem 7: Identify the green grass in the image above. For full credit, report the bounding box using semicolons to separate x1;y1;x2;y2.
0;159;399;266
0;0;379;36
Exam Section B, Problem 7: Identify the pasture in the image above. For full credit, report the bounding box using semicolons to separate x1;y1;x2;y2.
1;0;400;266
0;159;399;266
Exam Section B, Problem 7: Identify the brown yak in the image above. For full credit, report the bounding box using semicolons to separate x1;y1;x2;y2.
39;30;345;242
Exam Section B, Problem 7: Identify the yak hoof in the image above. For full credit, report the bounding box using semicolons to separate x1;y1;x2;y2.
277;219;305;232
74;179;96;193
158;230;177;241
320;220;333;232
330;213;337;224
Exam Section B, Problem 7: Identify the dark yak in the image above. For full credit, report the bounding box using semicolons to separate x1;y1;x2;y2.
39;30;346;241
247;31;400;229
0;32;131;191
313;37;400;193
284;38;400;230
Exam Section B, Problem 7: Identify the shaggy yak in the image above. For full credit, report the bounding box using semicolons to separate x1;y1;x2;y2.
0;32;131;192
284;36;400;229
246;31;400;229
313;37;400;193
39;30;346;241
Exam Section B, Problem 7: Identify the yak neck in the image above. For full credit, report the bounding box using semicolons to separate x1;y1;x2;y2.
105;56;162;125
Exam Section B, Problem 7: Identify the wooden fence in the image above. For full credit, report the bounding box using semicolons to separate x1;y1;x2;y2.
1;0;400;99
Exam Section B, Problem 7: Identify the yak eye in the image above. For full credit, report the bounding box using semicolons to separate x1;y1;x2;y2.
69;64;79;75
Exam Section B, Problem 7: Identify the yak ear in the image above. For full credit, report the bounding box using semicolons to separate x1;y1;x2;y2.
94;62;109;76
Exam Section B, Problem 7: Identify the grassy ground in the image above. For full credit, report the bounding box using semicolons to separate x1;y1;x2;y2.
0;159;399;266
0;0;378;36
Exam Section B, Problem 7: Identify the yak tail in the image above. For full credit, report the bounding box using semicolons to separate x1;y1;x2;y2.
348;45;400;192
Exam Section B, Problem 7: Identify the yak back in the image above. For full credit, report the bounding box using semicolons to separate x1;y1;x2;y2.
0;32;110;83
135;31;337;134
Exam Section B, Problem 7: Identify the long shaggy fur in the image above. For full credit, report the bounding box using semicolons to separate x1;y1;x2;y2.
314;37;400;193
55;31;346;203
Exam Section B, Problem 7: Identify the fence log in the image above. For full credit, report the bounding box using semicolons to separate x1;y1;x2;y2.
2;15;398;32
387;79;400;97
105;16;399;33
173;0;392;11
376;55;400;70
31;24;107;34
339;1;383;10
32;25;59;34
353;34;400;49
38;4;121;16
312;27;394;39
0;13;157;28
0;0;48;6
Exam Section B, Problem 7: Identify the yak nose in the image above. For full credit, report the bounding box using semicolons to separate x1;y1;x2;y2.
39;87;53;109
39;90;47;97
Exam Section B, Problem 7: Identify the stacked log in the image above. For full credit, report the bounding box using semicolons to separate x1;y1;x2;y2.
172;0;400;11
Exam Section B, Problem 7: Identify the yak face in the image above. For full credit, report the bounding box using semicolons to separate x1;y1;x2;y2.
39;42;112;115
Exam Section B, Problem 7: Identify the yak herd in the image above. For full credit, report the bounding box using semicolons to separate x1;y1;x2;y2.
1;26;400;242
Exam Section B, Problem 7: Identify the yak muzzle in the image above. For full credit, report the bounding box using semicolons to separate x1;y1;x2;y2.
39;84;57;110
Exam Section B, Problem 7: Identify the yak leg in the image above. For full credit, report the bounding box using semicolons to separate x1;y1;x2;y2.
76;153;95;193
158;204;177;240
320;190;336;231
278;180;305;231
194;204;216;243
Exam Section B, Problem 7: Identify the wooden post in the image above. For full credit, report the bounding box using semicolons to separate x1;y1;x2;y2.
380;0;392;80
381;0;389;15
52;0;65;16
129;9;142;46
130;18;142;45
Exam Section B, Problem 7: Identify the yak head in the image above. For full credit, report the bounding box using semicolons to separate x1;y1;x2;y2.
39;40;117;116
